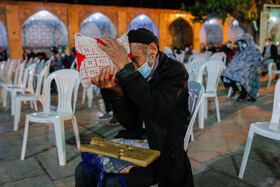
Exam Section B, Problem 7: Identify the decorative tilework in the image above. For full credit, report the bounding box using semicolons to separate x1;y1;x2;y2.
80;12;118;39
127;14;159;37
200;20;223;45
0;21;8;49
22;10;69;48
231;27;245;42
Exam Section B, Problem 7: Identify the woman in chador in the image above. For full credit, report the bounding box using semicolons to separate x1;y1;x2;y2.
222;33;261;102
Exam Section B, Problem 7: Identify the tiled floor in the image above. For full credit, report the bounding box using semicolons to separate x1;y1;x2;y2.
1;76;280;187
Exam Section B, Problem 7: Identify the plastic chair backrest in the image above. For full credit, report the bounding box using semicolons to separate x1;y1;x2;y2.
27;58;33;65
13;60;26;86
184;81;204;150
175;54;185;62
196;60;224;93
270;79;280;123
0;62;5;81
4;61;14;84
210;52;227;64
189;54;198;62
189;57;207;75
35;59;45;74
21;64;36;91
43;69;80;114
200;51;213;61
35;65;49;97
14;60;25;85
184;63;196;82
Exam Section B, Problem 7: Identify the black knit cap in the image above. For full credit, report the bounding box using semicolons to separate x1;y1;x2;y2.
127;28;159;49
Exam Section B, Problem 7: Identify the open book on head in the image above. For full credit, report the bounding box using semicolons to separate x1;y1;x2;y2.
74;33;131;88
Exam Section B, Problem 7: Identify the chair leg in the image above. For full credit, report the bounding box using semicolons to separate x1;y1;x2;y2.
33;101;38;112
267;74;272;89
11;91;16;115
191;129;194;141
30;101;34;109
204;97;208;119
238;129;255;179
214;95;221;123
227;87;233;98
87;88;92;108
14;99;22;131
21;117;30;160
53;119;66;166
82;88;86;104
72;115;81;149
198;96;205;129
2;85;7;107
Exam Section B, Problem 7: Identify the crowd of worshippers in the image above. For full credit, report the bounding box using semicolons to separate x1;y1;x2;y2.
22;47;76;72
164;41;238;64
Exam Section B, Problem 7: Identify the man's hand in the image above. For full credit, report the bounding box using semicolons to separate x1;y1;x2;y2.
91;66;123;96
98;37;130;70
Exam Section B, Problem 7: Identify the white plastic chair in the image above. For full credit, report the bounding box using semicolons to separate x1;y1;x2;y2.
21;69;81;166
0;60;14;86
197;60;225;129
184;81;204;150
210;52;227;64
2;61;26;107
184;63;196;82
267;62;280;89
189;57;207;75
6;64;36;115
238;79;280;179
13;64;49;131
200;51;213;61
188;54;199;62
175;53;185;62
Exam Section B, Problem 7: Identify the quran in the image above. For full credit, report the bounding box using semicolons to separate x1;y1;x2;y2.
74;33;131;88
78;138;160;167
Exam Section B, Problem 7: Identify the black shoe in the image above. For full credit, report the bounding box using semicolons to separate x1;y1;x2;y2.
109;115;118;124
247;97;256;102
99;113;112;120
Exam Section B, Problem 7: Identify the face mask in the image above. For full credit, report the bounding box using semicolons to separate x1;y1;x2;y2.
265;41;269;46
242;43;247;49
138;48;154;79
226;44;230;48
185;47;189;52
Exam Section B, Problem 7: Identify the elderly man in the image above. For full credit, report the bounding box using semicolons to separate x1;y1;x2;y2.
75;28;193;187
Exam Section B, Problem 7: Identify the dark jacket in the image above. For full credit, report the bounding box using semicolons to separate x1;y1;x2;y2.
262;44;278;63
110;52;193;186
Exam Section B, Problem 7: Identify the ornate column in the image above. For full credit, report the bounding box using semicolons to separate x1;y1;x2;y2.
6;4;23;59
117;10;127;37
159;13;168;51
68;5;79;47
193;22;201;51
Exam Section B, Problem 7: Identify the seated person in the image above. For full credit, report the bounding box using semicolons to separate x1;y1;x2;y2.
75;28;194;187
221;41;234;66
222;34;261;102
260;38;278;76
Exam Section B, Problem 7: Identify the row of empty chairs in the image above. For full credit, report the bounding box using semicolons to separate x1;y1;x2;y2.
184;51;225;129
